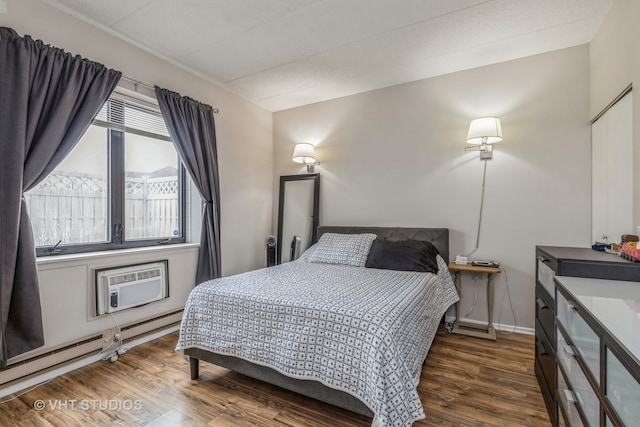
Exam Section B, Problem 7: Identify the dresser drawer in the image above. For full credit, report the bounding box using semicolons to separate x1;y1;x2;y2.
536;290;555;346
606;347;640;426
557;328;599;426
537;258;556;300
558;365;585;427
556;290;600;385
535;331;555;395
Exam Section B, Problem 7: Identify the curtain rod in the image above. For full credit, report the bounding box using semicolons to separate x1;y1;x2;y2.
120;75;219;114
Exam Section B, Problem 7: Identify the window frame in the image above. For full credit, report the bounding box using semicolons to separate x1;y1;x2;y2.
35;92;187;257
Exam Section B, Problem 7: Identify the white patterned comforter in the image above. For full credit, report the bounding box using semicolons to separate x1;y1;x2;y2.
176;255;458;427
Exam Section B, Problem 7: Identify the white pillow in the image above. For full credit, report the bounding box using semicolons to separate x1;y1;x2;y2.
306;233;377;267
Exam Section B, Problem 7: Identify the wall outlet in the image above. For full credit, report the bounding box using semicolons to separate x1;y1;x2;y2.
102;328;120;351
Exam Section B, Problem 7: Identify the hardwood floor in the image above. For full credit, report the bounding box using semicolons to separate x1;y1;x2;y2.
0;326;550;426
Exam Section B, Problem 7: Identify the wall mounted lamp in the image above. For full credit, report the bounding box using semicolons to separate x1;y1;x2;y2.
292;142;317;173
462;116;503;259
465;117;502;160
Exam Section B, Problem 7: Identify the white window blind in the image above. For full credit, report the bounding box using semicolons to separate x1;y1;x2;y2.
94;92;170;140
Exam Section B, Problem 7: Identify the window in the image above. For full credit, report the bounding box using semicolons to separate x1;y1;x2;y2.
25;91;186;255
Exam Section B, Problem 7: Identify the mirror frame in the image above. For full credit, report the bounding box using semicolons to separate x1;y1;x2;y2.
277;173;320;264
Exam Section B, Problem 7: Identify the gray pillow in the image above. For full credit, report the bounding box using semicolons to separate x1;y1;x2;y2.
306;233;377;267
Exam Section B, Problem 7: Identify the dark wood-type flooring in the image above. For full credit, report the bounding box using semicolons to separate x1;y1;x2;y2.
0;326;550;426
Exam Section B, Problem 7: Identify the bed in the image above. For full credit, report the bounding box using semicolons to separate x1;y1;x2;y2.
177;226;459;427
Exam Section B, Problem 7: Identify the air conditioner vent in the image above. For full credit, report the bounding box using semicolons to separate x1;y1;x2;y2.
137;269;160;280
108;273;137;286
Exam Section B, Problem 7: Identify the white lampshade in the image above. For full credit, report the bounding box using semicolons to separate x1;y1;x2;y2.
292;143;316;164
466;117;503;145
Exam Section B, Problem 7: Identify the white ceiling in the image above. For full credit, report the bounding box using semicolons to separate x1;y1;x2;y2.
45;0;613;112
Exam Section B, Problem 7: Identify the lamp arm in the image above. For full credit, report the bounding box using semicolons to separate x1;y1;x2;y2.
466;159;487;257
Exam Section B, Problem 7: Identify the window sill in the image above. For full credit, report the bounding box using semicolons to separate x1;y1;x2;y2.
36;243;200;267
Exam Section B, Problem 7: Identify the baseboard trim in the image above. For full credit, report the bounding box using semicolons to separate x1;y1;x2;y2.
0;323;180;400
444;315;533;336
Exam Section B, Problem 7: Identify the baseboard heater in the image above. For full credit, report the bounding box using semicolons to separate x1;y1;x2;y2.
0;309;183;388
95;260;169;316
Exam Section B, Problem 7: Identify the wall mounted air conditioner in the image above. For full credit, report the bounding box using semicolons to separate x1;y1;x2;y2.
95;260;169;316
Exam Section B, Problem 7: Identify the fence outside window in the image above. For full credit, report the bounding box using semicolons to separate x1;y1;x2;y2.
25;171;179;247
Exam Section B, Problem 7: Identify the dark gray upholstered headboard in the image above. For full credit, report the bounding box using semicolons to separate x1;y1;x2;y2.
317;226;449;263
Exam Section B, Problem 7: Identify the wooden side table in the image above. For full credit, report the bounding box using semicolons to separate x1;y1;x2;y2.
447;262;502;340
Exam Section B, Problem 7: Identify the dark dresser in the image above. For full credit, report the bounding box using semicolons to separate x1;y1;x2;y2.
534;246;640;426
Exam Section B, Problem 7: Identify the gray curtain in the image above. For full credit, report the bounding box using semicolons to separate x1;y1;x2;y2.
154;87;221;284
0;27;121;367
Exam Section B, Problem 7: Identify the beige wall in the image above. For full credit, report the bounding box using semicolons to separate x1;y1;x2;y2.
0;0;272;357
590;0;640;230
274;46;592;330
0;0;610;345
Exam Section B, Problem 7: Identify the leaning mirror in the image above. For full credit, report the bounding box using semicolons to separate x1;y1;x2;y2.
277;174;319;264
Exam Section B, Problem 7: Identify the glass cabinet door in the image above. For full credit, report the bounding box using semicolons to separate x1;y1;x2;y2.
606;348;640;426
556;291;600;384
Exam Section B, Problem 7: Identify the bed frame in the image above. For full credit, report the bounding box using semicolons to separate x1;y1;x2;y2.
184;226;449;417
